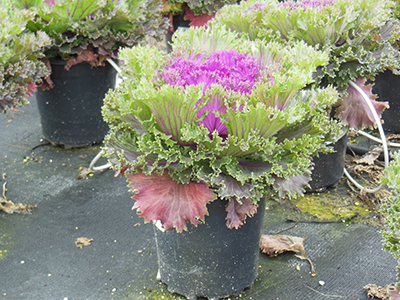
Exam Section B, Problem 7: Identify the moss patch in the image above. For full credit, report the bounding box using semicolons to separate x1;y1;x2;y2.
291;189;371;221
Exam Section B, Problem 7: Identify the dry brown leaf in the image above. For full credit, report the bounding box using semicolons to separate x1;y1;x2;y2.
0;198;36;214
363;284;389;299
260;234;305;256
354;147;383;165
77;167;93;179
74;237;93;249
260;234;316;276
0;173;36;214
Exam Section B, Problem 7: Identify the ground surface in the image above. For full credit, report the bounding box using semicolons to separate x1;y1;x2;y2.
0;95;397;300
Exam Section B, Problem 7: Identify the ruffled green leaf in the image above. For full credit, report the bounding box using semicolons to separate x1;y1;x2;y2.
0;4;50;111
211;0;400;129
10;0;169;69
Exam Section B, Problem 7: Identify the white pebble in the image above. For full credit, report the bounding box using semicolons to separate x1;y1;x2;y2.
319;280;325;286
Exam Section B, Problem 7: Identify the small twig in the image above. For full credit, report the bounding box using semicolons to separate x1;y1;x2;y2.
9;144;30;150
79;154;91;162
285;214;361;224
306;285;345;298
285;213;382;224
30;141;51;161
272;223;298;234
2;173;7;199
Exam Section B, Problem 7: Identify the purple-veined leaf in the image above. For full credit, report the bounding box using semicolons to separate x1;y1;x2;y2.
146;86;199;145
40;0;103;23
273;172;310;198
224;104;288;157
64;48;101;70
336;77;388;129
128;171;217;232
227;159;273;183
197;94;228;139
225;197;258;229
212;173;257;199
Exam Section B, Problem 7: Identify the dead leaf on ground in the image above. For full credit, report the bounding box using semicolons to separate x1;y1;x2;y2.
353;146;383;165
0;173;36;214
260;234;316;276
0;198;36;214
77;167;93;179
74;237;93;249
364;284;389;299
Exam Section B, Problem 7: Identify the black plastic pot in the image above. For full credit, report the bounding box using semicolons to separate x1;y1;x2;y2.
307;130;348;193
154;197;266;299
36;59;116;148
165;14;191;52
371;69;400;133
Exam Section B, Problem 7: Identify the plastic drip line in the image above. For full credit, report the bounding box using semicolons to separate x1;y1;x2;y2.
86;58;124;172
106;58;122;75
355;129;400;148
344;80;389;193
88;150;111;171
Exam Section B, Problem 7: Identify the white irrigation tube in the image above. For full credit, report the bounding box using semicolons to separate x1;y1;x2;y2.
356;129;400;148
85;58;122;173
106;58;122;75
88;150;111;171
344;80;389;193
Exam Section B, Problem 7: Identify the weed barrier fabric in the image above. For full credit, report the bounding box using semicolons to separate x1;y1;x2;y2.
0;96;397;299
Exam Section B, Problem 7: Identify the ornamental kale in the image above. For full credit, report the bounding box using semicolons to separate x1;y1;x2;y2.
11;0;168;84
102;27;341;232
0;3;50;112
381;150;400;285
211;0;400;129
161;0;237;29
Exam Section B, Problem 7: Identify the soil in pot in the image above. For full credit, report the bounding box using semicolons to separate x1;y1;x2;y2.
35;59;116;148
154;196;266;300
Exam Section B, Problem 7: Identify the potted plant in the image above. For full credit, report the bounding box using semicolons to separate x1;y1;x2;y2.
162;0;237;51
0;2;49;113
11;0;168;148
370;0;400;134
211;0;400;191
101;26;341;298
380;150;400;298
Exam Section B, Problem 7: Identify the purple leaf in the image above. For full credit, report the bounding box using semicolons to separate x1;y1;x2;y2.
273;172;311;198
212;173;257;199
336;77;389;129
161;50;261;95
225;197;258;229
197;95;228;139
128;171;217;232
